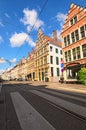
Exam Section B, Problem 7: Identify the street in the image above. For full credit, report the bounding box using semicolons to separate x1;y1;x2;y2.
0;81;86;130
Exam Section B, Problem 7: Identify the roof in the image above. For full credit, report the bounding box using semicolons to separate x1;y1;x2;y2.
45;36;62;47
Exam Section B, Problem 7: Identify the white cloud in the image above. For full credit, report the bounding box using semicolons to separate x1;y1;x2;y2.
5;13;10;18
0;57;6;64
10;32;35;47
10;58;16;63
56;13;67;28
10;32;28;47
0;36;3;43
20;8;44;32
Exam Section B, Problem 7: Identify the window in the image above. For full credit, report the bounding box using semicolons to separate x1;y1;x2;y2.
50;56;53;64
67;35;70;45
64;37;67;46
72;48;76;60
71;32;75;43
60;50;62;54
56;57;59;65
76;47;80;59
74;16;77;23
41;58;43;65
51;67;53;77
68;50;71;61
85;24;86;30
44;56;47;64
56;68;59;76
70;19;73;25
44;46;47;52
75;29;79;41
50;46;53;51
56;48;58;53
82;44;86;57
80;26;85;38
65;52;67;62
70;15;77;26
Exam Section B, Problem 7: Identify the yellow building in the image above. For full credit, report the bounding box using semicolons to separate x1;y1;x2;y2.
27;50;35;81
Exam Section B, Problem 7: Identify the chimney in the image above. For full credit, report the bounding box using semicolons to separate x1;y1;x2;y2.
53;30;58;43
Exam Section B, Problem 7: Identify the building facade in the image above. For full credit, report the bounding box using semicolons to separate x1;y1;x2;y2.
61;3;86;81
35;28;62;82
1;29;62;82
27;50;35;81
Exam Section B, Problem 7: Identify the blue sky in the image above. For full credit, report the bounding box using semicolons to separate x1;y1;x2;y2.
0;0;86;74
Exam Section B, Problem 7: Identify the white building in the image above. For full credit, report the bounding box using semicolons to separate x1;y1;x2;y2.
49;41;62;82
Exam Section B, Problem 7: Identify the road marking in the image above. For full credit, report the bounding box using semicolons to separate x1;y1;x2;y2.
41;89;86;103
11;92;55;130
30;90;86;119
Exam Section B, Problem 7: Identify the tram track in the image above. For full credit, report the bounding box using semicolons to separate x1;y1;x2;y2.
12;83;86;125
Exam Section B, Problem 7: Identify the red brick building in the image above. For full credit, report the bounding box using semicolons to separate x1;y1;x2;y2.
61;3;86;81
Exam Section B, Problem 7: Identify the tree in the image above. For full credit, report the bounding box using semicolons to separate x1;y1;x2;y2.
77;68;86;85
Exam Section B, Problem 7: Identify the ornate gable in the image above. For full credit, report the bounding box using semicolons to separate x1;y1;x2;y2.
62;3;86;34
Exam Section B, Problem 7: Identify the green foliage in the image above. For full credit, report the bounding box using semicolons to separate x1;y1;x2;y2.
78;68;86;85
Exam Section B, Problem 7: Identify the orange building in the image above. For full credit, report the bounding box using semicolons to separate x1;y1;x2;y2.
61;3;86;82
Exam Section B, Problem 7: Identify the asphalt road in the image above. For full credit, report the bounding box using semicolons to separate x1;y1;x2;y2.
0;82;86;130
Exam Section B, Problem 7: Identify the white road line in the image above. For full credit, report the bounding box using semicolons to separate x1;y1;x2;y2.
10;92;55;130
30;90;86;118
41;89;86;103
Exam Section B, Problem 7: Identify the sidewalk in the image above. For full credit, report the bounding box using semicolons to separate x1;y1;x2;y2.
27;81;86;94
5;81;86;94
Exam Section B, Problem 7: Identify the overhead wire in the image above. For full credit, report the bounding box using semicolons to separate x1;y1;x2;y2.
0;0;49;72
14;0;48;60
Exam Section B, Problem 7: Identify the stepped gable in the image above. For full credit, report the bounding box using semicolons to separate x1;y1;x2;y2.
37;28;62;47
62;3;86;33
